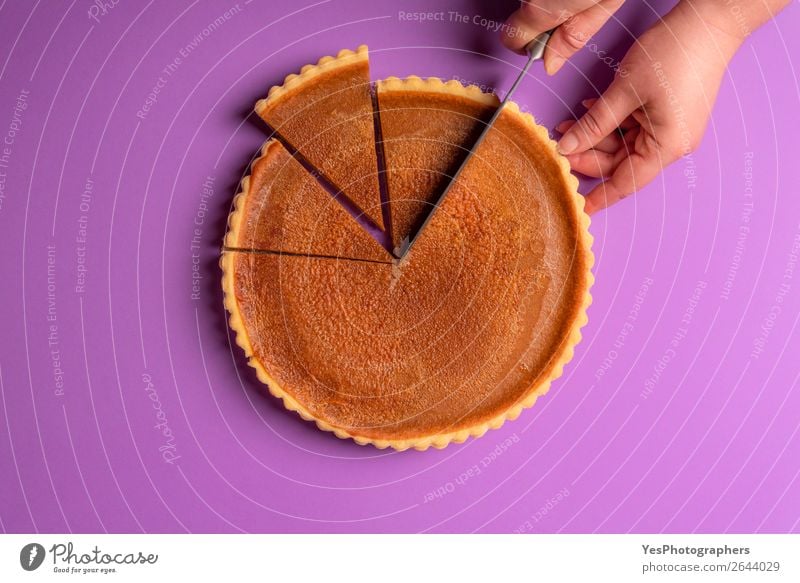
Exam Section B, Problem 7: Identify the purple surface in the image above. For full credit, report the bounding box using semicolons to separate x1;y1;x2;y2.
0;0;799;534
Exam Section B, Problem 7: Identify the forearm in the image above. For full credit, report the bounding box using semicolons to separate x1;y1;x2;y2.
680;0;791;43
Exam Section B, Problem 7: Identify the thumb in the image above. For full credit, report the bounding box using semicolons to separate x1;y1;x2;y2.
544;0;626;75
557;81;640;155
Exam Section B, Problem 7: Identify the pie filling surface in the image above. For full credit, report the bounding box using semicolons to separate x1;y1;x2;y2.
255;46;385;230
223;47;593;451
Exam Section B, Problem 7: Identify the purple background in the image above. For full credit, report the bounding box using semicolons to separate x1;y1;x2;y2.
0;0;799;534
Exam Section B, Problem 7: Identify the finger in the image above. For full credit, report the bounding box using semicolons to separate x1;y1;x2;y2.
555;120;575;134
582;98;638;130
584;133;673;213
557;120;624;154
565;150;617;178
566;127;640;177
501;1;568;53
557;79;639;155
544;0;626;75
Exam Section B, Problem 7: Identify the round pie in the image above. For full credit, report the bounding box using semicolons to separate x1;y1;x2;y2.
222;46;594;451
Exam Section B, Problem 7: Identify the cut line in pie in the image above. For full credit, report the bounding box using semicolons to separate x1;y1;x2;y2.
224;138;390;263
222;46;594;451
255;46;386;231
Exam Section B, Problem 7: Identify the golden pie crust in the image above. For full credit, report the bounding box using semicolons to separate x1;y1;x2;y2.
224;59;593;451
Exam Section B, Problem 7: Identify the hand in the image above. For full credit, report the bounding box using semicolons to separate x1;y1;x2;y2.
555;2;745;213
502;0;626;74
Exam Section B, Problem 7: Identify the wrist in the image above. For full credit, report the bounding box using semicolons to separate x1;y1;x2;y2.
679;0;790;44
671;1;746;59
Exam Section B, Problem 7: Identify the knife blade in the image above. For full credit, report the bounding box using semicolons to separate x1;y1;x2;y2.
396;29;555;261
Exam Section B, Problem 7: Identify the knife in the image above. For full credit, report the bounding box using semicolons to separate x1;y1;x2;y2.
396;28;555;261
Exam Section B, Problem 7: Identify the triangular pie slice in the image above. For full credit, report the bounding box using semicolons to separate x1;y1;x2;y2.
223;79;593;451
255;46;385;229
225;139;390;263
376;77;499;250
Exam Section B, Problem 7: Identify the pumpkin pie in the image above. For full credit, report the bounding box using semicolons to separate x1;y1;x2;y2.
255;46;385;229
225;138;390;262
223;56;593;451
376;77;498;250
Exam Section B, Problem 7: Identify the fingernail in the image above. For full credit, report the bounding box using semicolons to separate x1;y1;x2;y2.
581;99;593;108
545;55;565;76
558;133;579;155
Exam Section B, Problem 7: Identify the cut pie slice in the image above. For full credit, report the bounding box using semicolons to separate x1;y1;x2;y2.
376;77;499;250
255;46;385;229
223;78;593;450
225;139;390;262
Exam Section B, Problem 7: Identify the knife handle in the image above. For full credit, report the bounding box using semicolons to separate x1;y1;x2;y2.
525;28;556;61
